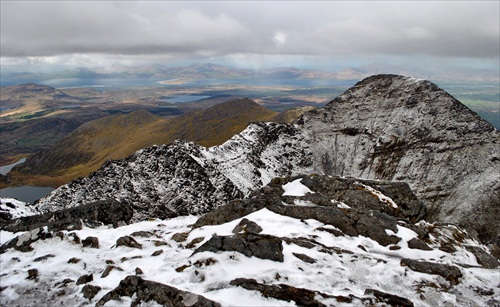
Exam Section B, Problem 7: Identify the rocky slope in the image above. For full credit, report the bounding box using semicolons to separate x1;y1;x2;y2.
1;175;498;306
32;74;499;245
32;121;309;220
300;75;499;244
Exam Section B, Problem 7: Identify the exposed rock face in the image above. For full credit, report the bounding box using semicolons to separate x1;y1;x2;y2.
230;278;362;306
115;236;142;249
0;199;132;253
194;175;427;247
193;233;284;262
299;75;499;243
35;142;247;220
400;258;463;285
32;74;499;243
34;121;310;220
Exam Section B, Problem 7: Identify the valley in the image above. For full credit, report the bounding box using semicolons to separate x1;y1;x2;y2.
0;79;347;166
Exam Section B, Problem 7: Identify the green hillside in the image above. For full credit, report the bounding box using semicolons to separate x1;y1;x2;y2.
8;99;278;187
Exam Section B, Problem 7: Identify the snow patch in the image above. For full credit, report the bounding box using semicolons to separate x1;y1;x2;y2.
0;208;498;306
0;198;38;218
282;179;313;196
355;182;398;208
333;200;351;209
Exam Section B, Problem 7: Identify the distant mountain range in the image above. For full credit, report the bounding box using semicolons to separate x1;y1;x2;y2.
2;62;499;83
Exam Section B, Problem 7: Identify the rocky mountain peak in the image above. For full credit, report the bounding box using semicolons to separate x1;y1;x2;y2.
300;74;499;244
320;74;494;139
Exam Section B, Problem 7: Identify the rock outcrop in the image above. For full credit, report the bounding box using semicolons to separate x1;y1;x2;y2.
33;122;310;220
0;199;133;253
96;275;221;307
34;142;247;220
0;199;133;233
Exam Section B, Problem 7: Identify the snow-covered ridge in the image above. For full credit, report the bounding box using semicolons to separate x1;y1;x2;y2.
34;121;312;219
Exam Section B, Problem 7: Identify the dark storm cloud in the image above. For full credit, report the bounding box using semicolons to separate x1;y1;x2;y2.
1;1;498;68
1;2;252;57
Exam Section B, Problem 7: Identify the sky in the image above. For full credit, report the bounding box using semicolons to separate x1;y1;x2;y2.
1;1;499;73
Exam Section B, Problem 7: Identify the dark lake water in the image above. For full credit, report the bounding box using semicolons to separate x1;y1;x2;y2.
0;186;55;204
0;159;55;203
159;95;211;103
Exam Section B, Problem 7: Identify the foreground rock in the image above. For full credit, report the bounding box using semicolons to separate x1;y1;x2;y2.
96;275;221;307
193;233;284;262
0;199;133;233
0;199;133;253
0;175;498;306
195;175;425;247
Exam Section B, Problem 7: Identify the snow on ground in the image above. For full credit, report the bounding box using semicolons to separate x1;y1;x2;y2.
282;178;313;196
0;209;498;306
0;198;38;219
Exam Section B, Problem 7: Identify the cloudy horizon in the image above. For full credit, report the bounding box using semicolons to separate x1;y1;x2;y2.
1;1;499;73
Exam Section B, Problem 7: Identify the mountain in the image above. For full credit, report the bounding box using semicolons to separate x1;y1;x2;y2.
0;83;87;122
5;63;498;84
272;106;316;123
8;99;278;187
0;117;84;166
31;75;499;246
7;110;163;187
0;175;498;306
299;75;499;244
0;83;78;108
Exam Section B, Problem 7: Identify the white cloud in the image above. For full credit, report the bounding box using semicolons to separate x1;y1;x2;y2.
273;31;288;46
309;1;499;58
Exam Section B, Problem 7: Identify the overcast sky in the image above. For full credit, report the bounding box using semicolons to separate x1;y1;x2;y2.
1;1;499;72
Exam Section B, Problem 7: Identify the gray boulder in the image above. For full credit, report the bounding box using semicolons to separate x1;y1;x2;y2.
96;275;221;307
193;233;284;262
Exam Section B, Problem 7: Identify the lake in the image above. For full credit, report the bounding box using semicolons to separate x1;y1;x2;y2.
159;95;211;103
0;158;55;203
0;186;55;204
0;158;27;175
1;76;357;89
